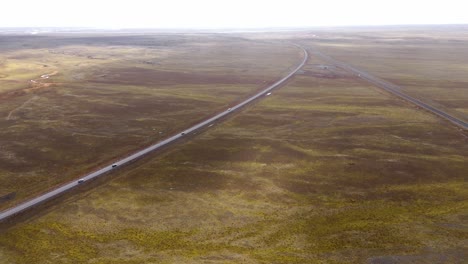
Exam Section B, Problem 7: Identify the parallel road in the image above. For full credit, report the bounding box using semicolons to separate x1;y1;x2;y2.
0;44;308;222
308;46;468;130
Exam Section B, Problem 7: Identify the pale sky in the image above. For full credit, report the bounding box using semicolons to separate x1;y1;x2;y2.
1;0;467;28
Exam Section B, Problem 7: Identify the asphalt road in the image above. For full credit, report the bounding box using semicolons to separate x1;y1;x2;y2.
0;44;309;222
308;47;468;130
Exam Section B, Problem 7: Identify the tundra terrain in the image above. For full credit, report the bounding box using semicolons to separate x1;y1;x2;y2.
0;34;301;210
1;27;467;263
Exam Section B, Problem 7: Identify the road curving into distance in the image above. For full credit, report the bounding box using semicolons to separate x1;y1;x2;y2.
0;44;309;223
307;46;468;130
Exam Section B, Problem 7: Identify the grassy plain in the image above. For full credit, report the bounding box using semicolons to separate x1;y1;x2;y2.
1;30;467;263
0;34;302;209
296;25;468;120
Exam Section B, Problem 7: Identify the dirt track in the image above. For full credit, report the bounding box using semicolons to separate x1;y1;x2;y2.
0;71;58;100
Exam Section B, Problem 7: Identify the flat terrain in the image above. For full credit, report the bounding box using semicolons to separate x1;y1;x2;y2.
1;28;467;263
0;34;302;210
298;25;468;121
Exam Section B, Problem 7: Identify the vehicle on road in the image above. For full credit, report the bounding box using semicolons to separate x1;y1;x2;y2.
78;179;85;184
0;45;309;223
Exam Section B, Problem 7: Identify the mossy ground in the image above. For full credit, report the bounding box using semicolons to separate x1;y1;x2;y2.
1;30;467;263
0;34;301;210
296;26;468;121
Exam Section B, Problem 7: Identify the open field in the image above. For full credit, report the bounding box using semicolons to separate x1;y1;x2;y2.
1;30;467;263
0;34;302;210
294;25;468;121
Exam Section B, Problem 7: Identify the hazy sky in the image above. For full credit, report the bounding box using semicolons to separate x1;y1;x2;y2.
1;0;467;28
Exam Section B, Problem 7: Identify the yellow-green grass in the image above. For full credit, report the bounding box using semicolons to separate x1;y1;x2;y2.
297;26;468;121
1;50;466;263
0;34;302;210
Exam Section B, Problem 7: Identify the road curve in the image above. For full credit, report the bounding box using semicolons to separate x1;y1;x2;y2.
0;44;309;222
308;46;468;130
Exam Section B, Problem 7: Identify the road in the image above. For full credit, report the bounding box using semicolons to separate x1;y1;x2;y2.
308;46;468;130
0;44;308;222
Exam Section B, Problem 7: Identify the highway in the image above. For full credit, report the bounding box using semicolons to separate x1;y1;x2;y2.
0;44;308;222
308;46;468;130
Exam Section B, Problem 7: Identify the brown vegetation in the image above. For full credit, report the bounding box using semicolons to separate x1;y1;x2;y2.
1;27;467;263
0;34;301;210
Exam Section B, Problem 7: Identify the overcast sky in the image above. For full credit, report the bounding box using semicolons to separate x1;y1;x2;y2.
1;0;467;28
